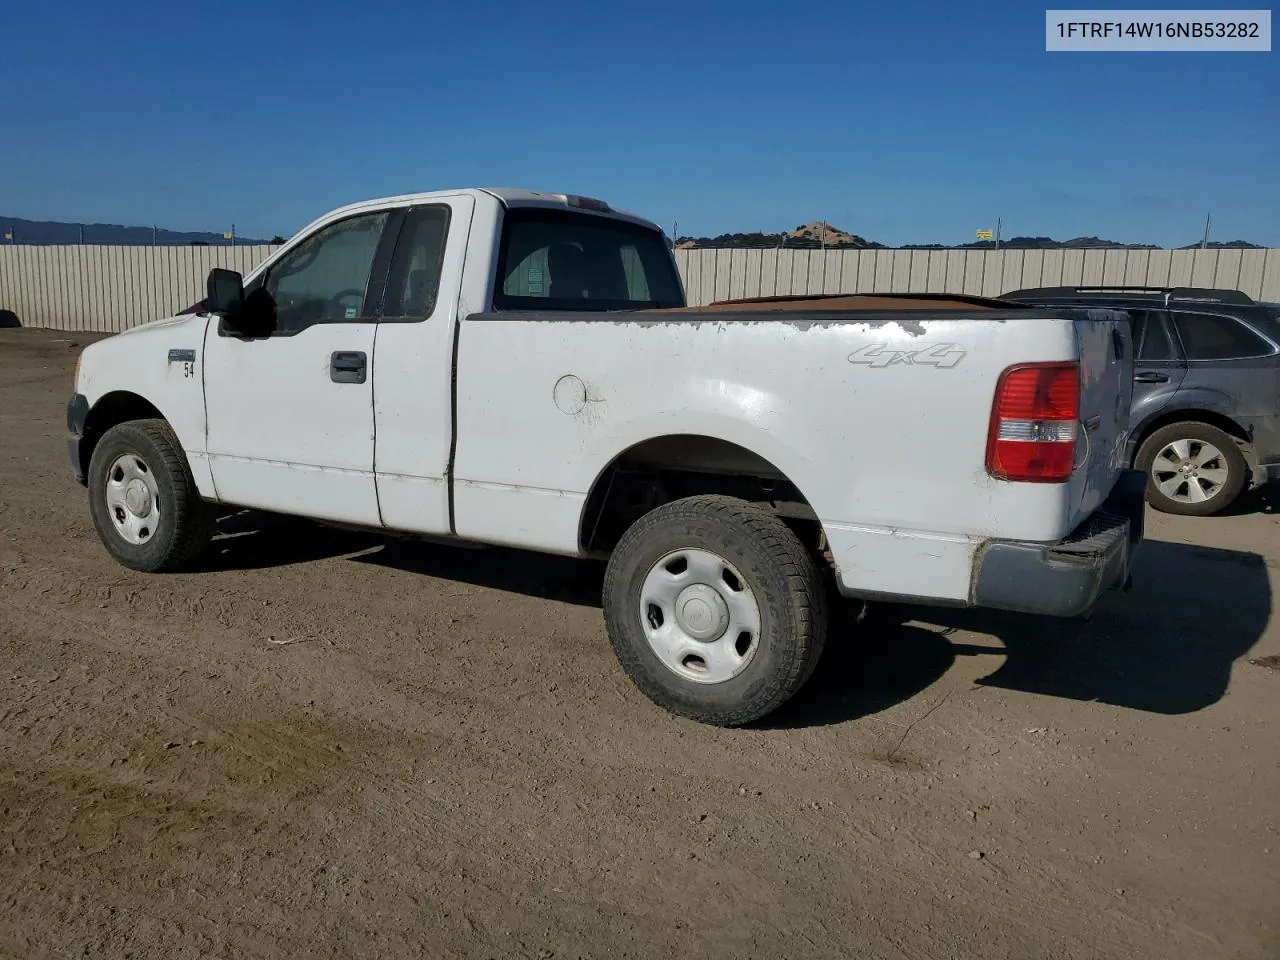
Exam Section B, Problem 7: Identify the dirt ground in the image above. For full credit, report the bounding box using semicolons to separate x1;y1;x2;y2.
1;327;1277;960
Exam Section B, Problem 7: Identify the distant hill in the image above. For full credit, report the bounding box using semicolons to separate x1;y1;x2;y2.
3;214;1268;252
676;222;884;250
674;222;1267;251
0;216;277;246
1175;240;1266;250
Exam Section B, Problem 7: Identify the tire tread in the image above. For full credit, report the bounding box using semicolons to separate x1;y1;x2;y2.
88;418;215;572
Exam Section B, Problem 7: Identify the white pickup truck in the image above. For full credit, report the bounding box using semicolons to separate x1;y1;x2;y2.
67;187;1145;725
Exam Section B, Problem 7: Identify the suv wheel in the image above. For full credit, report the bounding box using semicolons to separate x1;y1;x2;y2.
1135;421;1247;517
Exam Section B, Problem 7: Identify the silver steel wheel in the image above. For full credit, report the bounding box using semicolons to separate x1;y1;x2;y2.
1152;438;1231;506
104;453;161;545
638;548;762;685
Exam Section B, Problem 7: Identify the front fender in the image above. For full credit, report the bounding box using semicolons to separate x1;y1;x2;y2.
74;315;214;497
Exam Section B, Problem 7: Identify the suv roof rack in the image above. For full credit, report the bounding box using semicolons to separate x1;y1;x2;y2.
1001;285;1255;306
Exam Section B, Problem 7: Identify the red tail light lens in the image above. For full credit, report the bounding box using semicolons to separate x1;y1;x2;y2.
986;361;1080;483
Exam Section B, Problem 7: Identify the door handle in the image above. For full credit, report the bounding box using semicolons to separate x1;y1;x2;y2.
330;350;367;384
1133;371;1169;384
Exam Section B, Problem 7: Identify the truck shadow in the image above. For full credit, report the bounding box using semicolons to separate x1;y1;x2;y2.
766;538;1271;728
205;513;1270;727
204;509;604;607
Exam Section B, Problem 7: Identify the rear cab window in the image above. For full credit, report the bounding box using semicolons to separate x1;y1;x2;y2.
494;208;684;311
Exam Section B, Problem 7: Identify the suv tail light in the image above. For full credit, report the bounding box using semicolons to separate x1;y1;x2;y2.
986;361;1080;483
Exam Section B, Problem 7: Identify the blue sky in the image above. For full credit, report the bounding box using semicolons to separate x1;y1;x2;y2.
1;0;1276;246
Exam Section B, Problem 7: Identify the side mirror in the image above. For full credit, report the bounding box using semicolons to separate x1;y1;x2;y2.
206;267;244;316
206;267;270;336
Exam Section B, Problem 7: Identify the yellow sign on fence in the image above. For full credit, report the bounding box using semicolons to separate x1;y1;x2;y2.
975;229;993;240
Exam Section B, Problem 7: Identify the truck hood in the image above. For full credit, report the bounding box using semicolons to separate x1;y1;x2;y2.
111;312;203;338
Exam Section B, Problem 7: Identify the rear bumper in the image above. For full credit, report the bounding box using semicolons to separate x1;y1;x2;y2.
1255;461;1280;484
1240;415;1280;487
67;393;89;486
971;469;1146;618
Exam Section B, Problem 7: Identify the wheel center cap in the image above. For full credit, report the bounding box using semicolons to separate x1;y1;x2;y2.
124;479;152;517
674;584;730;642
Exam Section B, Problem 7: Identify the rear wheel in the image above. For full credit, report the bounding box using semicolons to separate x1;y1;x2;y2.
602;494;827;726
1135;421;1247;517
87;419;216;572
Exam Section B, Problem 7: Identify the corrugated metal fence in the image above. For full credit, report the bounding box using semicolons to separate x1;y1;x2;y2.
671;246;1280;307
0;245;280;333
1;243;1277;333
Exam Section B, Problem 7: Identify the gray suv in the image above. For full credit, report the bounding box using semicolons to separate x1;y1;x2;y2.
1000;286;1280;516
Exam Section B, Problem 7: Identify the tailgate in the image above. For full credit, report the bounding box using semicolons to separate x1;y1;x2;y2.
1070;309;1135;524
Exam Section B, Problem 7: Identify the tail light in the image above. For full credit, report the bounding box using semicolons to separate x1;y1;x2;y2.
986;361;1080;483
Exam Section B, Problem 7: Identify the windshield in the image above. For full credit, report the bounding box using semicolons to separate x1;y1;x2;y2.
494;208;684;311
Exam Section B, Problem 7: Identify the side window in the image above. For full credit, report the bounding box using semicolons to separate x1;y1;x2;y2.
262;211;389;333
1171;311;1275;361
1133;310;1176;362
380;205;451;319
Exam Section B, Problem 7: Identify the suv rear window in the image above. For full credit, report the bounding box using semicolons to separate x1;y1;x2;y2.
1171;311;1277;361
494;208;684;311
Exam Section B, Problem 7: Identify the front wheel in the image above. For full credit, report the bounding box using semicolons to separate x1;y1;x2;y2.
602;495;827;727
87;419;216;572
1135;421;1247;517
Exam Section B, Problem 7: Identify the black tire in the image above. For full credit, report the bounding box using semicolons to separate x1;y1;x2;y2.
1135;420;1247;517
87;419;216;572
602;494;827;727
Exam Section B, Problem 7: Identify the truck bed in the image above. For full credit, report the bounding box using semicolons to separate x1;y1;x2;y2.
452;297;1134;607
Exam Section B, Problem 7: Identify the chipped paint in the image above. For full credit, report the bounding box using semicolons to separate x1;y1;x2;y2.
466;308;1043;333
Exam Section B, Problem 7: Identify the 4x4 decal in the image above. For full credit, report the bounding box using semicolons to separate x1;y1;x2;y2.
846;342;966;368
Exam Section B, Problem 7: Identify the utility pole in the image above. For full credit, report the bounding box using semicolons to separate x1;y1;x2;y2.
78;224;84;244
820;220;827;251
994;217;1003;251
152;225;157;246
1201;213;1212;249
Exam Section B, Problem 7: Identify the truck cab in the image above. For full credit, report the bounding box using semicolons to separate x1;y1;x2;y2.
71;189;684;530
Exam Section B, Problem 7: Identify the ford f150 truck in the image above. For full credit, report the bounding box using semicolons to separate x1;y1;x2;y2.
66;188;1145;726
